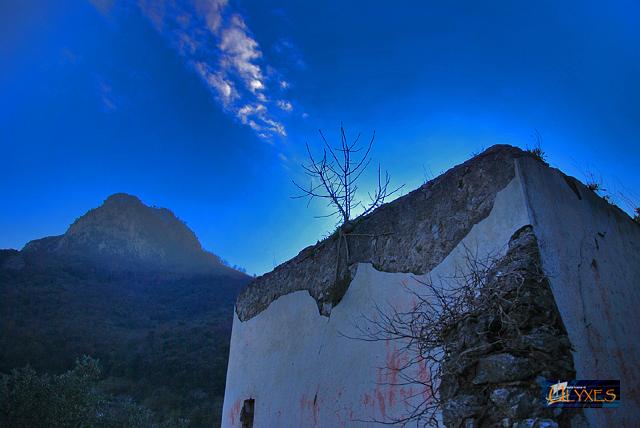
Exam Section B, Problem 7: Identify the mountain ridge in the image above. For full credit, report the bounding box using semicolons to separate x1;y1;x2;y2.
16;193;243;276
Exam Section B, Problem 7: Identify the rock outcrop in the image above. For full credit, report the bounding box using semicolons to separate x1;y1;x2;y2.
21;193;233;274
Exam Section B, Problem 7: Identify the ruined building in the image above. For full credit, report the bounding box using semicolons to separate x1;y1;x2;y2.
222;145;639;427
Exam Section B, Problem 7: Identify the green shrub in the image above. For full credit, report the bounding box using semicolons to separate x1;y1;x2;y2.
0;356;158;428
526;129;548;164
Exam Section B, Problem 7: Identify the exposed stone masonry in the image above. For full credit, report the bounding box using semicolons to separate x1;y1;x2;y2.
237;145;534;321
440;226;583;428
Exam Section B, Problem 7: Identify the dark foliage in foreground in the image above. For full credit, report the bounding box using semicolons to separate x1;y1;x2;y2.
0;356;168;427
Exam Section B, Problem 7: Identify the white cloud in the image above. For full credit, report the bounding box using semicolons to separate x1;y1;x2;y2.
249;79;264;92
194;0;227;34
194;62;238;105
90;0;115;15
177;33;197;55
248;120;262;131
95;75;119;112
219;14;265;96
137;0;166;30
236;103;285;136
264;118;286;137
237;103;266;122
128;0;296;141
277;100;292;112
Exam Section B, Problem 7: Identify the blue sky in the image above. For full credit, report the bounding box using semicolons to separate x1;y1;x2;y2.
1;0;639;274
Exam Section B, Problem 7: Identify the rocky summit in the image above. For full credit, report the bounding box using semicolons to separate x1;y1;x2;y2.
19;193;232;274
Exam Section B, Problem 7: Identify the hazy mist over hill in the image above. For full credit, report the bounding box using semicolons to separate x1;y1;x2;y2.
1;195;251;427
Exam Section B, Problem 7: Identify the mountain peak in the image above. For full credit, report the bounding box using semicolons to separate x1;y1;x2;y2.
23;194;239;275
103;193;143;206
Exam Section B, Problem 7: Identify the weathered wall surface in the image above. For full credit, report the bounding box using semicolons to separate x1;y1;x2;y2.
222;166;532;427
223;146;640;427
236;146;526;321
519;157;640;428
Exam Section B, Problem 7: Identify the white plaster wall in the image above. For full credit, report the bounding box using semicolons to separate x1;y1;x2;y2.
518;158;640;427
222;170;531;428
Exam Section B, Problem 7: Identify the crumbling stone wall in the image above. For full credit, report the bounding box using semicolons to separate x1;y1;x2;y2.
237;145;535;321
225;145;639;427
440;226;582;428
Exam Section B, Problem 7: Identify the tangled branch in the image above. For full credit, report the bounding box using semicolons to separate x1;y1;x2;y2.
292;123;403;227
348;239;554;427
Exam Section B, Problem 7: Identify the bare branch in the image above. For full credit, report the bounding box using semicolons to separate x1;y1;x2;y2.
293;124;402;227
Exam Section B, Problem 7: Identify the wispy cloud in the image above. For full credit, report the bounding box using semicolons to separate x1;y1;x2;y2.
273;37;307;70
276;100;293;112
94;75;119;112
194;61;238;106
122;0;292;140
89;0;115;15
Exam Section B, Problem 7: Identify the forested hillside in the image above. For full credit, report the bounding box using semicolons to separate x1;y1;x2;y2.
0;195;251;427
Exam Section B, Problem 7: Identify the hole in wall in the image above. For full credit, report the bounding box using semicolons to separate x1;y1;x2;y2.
240;398;254;428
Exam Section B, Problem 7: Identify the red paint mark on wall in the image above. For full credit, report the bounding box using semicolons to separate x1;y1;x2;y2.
362;392;373;408
229;399;241;427
334;408;348;427
386;342;403;406
299;387;322;427
299;394;306;414
376;389;387;418
399;386;414;403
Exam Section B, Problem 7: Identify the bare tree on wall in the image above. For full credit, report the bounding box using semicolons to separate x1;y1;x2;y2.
292;123;403;229
292;123;404;300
